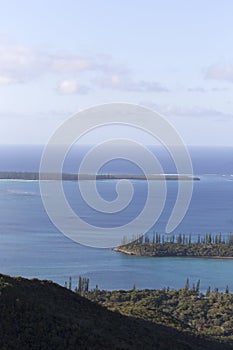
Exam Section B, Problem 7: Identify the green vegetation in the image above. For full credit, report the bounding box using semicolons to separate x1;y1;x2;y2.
0;274;232;350
116;233;233;257
87;283;233;345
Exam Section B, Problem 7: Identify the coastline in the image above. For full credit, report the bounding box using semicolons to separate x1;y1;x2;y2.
114;247;233;259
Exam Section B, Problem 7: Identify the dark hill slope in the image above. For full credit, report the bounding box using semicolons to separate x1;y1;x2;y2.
0;274;231;350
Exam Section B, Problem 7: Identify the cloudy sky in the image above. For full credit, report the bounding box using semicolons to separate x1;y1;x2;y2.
0;0;233;145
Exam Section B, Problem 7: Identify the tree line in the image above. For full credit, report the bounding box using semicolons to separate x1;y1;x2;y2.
121;232;233;246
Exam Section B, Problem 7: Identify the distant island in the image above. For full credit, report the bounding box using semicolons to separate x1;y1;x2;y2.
0;171;200;181
115;233;233;258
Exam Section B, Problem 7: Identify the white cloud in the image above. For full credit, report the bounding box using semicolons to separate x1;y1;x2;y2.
0;42;169;94
50;54;127;75
51;56;94;73
0;42;128;86
95;74;169;92
187;87;206;93
211;87;228;92
0;110;72;121
57;79;90;95
205;63;233;82
141;101;233;120
0;44;47;84
0;75;17;85
187;86;229;93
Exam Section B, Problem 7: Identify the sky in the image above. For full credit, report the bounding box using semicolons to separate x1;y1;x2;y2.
0;0;233;145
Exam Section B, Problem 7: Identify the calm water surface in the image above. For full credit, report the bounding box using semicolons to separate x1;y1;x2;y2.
0;172;233;292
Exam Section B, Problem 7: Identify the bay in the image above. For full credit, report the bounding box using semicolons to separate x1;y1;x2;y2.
0;145;233;292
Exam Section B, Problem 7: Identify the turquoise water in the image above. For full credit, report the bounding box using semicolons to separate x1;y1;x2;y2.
0;174;233;292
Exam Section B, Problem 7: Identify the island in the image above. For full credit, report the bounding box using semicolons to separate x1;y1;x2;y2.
0;171;200;181
115;233;233;258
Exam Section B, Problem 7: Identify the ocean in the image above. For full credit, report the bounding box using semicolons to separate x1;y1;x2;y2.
0;145;233;292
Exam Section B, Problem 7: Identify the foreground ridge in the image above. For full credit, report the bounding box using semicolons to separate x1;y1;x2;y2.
0;274;231;350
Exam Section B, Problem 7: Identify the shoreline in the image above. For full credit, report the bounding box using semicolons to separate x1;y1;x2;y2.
114;247;233;259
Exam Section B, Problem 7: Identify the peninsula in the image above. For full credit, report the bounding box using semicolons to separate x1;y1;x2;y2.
115;233;233;258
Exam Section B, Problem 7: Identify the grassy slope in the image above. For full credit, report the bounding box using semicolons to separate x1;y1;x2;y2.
0;274;232;350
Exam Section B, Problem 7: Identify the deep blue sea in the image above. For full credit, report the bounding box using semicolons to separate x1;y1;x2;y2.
0;145;233;292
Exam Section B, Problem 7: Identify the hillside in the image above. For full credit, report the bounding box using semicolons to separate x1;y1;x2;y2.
88;287;233;341
0;274;231;350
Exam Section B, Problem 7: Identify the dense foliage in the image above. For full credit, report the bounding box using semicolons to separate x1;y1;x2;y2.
88;287;233;343
0;274;231;350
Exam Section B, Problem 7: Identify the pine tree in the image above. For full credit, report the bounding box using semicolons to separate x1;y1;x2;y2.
138;233;143;244
182;234;185;244
68;276;72;290
145;233;149;243
77;276;89;294
188;234;191;245
206;286;211;297
185;278;189;290
152;232;155;244
78;276;82;293
225;285;230;294
84;277;89;292
177;234;182;244
196;279;200;293
228;234;233;245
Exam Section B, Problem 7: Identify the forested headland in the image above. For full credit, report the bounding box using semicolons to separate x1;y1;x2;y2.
115;233;233;258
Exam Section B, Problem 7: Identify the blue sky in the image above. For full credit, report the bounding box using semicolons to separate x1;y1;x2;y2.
0;0;233;145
